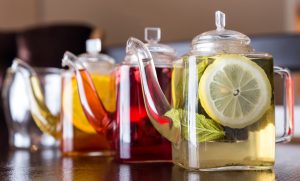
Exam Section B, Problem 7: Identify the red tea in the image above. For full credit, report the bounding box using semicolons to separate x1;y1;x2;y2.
115;65;172;162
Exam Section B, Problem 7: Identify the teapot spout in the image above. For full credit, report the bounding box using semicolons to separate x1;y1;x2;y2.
126;37;180;143
10;59;60;138
62;51;111;134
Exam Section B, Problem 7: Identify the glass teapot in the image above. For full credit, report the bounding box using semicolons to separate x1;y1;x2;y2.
61;38;116;156
2;59;61;149
114;27;176;162
62;27;177;162
126;11;294;170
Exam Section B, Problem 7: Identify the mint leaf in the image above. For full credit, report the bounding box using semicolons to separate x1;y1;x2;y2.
182;56;211;81
182;113;225;142
164;108;182;128
172;56;211;109
197;57;210;80
167;56;223;142
164;108;225;142
172;64;184;109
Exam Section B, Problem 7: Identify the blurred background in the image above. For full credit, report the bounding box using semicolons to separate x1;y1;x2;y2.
0;0;296;46
0;0;299;147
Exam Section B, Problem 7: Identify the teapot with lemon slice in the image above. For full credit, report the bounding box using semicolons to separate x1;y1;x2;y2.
126;11;294;170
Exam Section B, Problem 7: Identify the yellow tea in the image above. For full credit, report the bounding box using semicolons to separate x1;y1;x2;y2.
60;72;116;156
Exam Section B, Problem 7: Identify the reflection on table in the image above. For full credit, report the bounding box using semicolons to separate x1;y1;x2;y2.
0;142;300;180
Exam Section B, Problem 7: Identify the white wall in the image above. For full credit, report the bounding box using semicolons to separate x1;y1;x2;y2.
0;0;38;30
41;0;286;45
0;0;290;45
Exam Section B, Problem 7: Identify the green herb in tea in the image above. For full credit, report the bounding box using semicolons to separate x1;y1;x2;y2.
165;108;225;142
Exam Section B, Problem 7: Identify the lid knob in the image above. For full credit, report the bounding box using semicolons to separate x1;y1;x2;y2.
86;39;101;53
144;27;161;43
215;11;226;31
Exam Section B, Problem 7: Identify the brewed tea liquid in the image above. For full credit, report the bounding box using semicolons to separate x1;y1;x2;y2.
171;55;275;169
29;76;60;138
61;73;115;156
115;65;172;162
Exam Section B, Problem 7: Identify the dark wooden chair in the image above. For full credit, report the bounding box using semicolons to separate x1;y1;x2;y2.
106;41;190;63
16;23;100;68
251;33;300;71
0;31;17;146
251;34;300;105
0;23;101;148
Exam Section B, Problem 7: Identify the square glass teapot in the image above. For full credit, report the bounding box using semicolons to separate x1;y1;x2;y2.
126;11;294;171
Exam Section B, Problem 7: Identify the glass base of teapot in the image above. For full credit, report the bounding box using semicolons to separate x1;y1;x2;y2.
174;162;273;171
201;165;273;171
61;135;115;157
62;150;115;157
9;132;58;151
172;135;275;171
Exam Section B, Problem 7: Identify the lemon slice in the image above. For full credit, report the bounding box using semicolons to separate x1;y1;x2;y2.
171;60;184;108
199;54;271;128
69;74;116;134
71;78;96;134
92;75;116;113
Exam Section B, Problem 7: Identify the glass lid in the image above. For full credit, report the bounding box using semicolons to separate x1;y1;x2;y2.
124;27;176;65
79;38;115;64
144;27;176;56
191;11;253;54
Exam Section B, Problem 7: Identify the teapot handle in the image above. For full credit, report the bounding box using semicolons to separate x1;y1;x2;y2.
274;66;294;143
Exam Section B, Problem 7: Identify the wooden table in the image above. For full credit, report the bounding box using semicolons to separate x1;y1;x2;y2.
0;142;299;181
